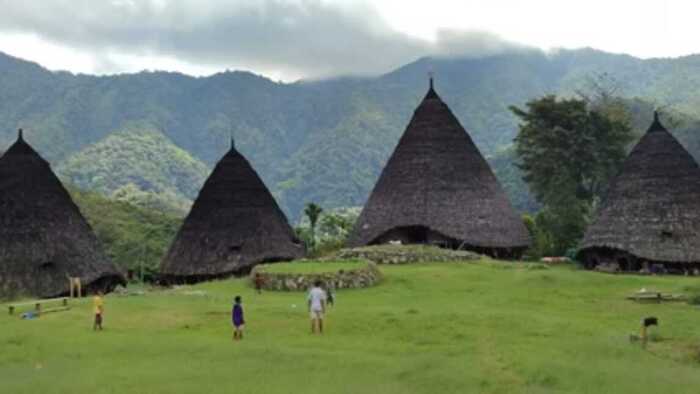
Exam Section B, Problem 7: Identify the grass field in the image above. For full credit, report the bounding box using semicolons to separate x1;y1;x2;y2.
2;260;700;394
257;260;367;274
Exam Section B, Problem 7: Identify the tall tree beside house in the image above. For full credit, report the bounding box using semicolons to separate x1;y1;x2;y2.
304;202;323;250
510;95;633;254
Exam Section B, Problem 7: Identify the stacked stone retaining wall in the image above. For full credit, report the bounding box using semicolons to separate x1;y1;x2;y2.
252;261;382;291
333;245;480;265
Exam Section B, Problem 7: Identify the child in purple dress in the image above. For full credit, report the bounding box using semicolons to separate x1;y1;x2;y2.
232;296;244;341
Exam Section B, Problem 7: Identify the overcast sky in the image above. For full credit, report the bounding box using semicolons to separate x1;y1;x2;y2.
0;0;693;81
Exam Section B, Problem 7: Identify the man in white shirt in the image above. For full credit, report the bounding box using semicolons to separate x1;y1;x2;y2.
307;280;327;334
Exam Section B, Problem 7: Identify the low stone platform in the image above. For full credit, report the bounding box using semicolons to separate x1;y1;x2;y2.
251;260;382;291
330;244;480;265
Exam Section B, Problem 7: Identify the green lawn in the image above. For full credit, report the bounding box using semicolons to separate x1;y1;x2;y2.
1;261;699;394
258;260;367;274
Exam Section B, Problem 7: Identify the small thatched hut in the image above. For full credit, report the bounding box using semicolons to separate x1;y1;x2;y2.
160;140;304;283
579;113;700;274
348;80;531;258
0;130;125;298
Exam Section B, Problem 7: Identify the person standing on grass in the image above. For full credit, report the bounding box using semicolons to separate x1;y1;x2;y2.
93;290;104;331
232;296;245;341
326;284;335;307
254;273;265;294
307;280;327;334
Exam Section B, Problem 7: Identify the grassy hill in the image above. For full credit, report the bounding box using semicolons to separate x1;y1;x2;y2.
59;124;209;215
2;260;699;393
69;187;182;274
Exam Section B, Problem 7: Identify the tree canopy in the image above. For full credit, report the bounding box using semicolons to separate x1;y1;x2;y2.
511;95;633;254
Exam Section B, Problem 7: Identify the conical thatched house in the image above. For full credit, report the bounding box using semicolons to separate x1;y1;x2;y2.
579;113;700;273
160;140;304;283
348;80;531;258
0;130;125;298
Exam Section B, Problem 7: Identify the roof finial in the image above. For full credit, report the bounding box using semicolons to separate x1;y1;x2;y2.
648;110;666;133
18;128;23;141
424;69;438;99
230;126;235;150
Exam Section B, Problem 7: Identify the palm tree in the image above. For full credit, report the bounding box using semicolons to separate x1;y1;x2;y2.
304;202;323;250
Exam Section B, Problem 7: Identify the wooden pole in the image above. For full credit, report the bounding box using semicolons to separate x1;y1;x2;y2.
68;277;82;298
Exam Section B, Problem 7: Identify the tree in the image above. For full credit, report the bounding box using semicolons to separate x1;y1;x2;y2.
319;212;355;239
304;202;323;250
510;95;633;254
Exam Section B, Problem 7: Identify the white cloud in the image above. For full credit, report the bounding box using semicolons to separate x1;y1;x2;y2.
0;0;526;80
0;0;697;80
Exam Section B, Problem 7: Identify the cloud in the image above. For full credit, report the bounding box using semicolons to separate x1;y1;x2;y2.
0;0;529;79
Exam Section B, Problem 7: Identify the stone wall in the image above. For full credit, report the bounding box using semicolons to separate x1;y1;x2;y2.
333;245;480;265
252;261;382;291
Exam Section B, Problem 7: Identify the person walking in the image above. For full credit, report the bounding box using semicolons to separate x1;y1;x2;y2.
93;290;104;331
307;280;327;334
326;285;335;307
232;296;245;341
254;273;265;294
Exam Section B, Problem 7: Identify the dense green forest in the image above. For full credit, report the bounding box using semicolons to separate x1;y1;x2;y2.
58;123;208;215
3;48;700;219
68;187;182;276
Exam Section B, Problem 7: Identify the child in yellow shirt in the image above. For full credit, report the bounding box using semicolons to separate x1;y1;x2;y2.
93;291;104;331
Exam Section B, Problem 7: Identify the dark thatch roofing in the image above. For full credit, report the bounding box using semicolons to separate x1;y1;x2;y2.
160;141;304;280
580;113;700;263
0;130;125;298
348;81;531;250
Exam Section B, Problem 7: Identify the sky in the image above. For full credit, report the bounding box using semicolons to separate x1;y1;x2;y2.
0;0;693;81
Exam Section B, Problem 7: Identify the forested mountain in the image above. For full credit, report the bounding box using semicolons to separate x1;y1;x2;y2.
69;187;182;274
3;48;700;219
57;123;209;215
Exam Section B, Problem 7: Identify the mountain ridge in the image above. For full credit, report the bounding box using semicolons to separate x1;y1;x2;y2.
3;49;700;219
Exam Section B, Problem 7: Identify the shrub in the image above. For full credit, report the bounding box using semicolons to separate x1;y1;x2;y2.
683;284;700;305
687;294;700;306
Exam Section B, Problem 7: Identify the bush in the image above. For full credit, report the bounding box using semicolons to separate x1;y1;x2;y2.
295;207;358;257
522;213;555;260
310;238;346;258
687;294;700;306
683;285;700;305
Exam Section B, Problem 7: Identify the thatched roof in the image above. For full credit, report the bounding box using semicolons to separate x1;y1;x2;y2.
160;141;304;281
580;113;700;263
348;81;531;252
0;130;125;298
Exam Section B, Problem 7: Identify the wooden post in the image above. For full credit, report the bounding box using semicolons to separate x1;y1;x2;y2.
68;277;82;298
9;305;14;315
35;302;41;316
62;298;68;307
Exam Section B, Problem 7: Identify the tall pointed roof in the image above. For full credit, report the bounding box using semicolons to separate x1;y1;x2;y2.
160;144;304;281
348;81;531;251
580;113;700;262
0;130;125;298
